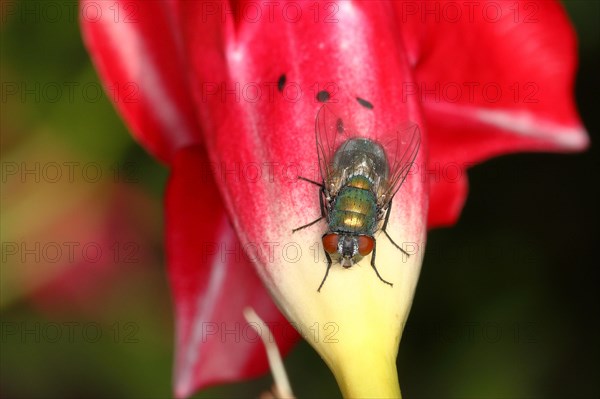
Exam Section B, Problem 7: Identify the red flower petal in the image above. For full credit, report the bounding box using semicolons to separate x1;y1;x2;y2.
173;11;429;398
177;1;428;249
81;1;299;393
396;0;588;226
80;0;202;163
428;177;468;227
167;145;298;398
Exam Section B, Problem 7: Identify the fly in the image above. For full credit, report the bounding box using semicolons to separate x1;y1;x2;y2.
293;103;421;292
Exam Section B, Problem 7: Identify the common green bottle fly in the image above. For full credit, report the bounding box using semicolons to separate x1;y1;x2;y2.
293;102;421;292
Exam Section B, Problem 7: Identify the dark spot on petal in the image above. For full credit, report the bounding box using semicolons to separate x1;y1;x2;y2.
277;74;286;92
316;90;330;103
336;118;344;134
356;97;374;109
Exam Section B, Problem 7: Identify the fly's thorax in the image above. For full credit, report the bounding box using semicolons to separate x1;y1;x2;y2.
346;175;372;190
333;138;389;184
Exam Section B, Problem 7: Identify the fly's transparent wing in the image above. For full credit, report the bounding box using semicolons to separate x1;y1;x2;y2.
376;122;421;208
315;99;378;196
315;104;358;195
315;104;341;182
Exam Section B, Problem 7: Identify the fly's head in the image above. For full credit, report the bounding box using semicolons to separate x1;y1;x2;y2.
322;233;375;268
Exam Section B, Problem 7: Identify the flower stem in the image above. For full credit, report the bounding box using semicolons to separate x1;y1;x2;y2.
332;354;401;398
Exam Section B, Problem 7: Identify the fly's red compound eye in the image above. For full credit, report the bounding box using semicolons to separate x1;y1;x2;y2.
357;236;374;256
322;233;339;254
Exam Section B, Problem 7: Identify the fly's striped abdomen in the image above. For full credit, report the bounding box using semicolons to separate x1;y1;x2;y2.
329;176;378;234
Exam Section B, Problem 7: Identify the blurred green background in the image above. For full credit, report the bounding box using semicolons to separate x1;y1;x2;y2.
1;1;598;398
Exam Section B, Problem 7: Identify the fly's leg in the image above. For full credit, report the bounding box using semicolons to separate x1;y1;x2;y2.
382;200;410;257
292;185;326;233
292;217;323;233
370;239;393;287
294;176;332;292
297;176;324;188
317;250;333;292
